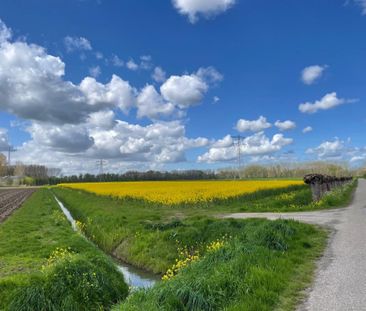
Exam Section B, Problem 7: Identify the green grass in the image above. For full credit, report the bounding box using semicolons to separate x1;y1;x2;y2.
0;189;128;310
0;181;355;310
112;219;327;311
50;181;356;310
51;180;355;275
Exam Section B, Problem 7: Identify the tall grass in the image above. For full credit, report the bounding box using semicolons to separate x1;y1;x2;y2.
0;189;128;310
113;219;327;311
52;181;355;274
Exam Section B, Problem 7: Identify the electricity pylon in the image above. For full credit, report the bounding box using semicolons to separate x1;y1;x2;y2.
231;135;245;179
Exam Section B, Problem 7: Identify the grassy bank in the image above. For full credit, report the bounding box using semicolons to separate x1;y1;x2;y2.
113;219;327;310
0;189;128;310
49;181;355;309
51;181;354;274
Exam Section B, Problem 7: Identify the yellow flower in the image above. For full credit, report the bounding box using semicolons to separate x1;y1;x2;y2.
60;180;303;206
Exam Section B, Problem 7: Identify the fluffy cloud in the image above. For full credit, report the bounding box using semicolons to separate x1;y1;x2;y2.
88;120;209;162
161;74;207;107
126;59;139;71
0;19;219;173
126;56;153;71
302;126;313;134
274;120;296;131
12;118;210;174
111;55;124;67
0;29;138;124
196;66;223;84
298;92;354;114
88;110;116;129
140;55;153;70
64;36;92;52
301;65;327;85
306;138;366;165
136;85;176;119
306;138;345;159
235;116;271;133
79;76;135;114
0;33;219;126
0;128;9;151
198;131;293;162
152;66;167;83
0;19;11;44
28;123;94;153
212;135;233;148
172;0;236;23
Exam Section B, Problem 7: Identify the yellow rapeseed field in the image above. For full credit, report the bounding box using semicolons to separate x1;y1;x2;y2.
59;180;304;205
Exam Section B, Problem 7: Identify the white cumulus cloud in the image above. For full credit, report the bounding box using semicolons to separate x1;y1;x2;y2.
79;75;136;114
302;126;313;134
126;59;139;71
274;120;296;131
301;65;327;85
0;19;221;174
136;85;176;119
235;116;272;133
0;31;137;124
161;74;207;107
198;132;293;163
0;19;11;44
28;123;94;153
64;36;92;52
306;138;345;159
173;0;236;23
298;92;354;114
111;54;124;67
152;66;167;83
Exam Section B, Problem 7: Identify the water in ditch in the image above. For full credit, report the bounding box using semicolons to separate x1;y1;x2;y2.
54;196;159;288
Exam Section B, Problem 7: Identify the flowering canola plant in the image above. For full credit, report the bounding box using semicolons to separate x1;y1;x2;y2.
162;236;229;281
59;180;303;205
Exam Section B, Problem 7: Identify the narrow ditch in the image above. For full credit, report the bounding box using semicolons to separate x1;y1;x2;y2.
54;196;159;288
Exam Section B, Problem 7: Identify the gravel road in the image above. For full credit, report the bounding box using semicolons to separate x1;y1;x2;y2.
224;179;366;311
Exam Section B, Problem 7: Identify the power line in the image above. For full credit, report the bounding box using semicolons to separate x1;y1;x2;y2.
231;135;245;179
7;145;16;167
96;159;107;176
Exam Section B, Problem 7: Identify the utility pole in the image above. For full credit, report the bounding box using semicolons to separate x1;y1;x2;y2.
96;159;107;180
7;145;16;167
231;135;245;179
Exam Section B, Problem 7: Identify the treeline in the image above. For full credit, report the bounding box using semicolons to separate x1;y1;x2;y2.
37;170;218;185
2;160;364;186
0;161;61;179
219;162;355;179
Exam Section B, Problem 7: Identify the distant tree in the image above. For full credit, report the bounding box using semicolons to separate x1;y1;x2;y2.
14;162;26;177
47;167;62;177
0;153;6;177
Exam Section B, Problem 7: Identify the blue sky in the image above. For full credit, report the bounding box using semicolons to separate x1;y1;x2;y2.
0;0;365;174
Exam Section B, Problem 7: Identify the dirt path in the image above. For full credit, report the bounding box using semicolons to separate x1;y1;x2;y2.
223;179;366;311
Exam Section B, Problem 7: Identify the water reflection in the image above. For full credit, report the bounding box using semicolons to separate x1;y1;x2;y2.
54;195;158;288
